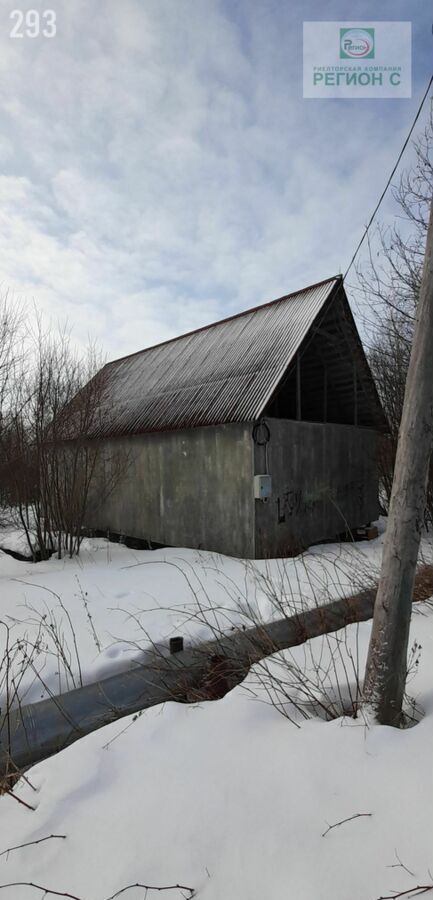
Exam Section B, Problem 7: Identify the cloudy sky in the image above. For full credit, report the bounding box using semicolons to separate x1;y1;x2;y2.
0;0;431;358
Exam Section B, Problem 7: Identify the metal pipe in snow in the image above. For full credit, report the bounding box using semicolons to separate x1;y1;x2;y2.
0;589;377;776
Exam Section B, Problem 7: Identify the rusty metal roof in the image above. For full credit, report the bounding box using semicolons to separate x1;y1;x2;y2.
95;276;342;437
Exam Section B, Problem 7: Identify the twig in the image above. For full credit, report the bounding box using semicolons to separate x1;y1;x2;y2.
0;834;66;858
2;789;35;811
0;881;196;899
375;887;433;899
18;771;38;793
0;886;82;900
322;811;372;837
106;883;195;898
386;851;415;878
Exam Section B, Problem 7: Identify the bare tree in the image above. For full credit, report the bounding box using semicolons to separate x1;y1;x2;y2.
0;314;122;559
356;102;433;521
0;292;23;411
0;293;25;515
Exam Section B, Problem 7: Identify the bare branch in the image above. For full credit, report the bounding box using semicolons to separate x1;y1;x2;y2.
0;886;82;900
386;851;415;878
374;886;433;899
1;788;35;811
0;834;66;859
322;812;372;837
0;881;196;899
106;883;195;899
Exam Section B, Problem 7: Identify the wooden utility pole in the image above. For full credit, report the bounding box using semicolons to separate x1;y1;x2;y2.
363;193;433;725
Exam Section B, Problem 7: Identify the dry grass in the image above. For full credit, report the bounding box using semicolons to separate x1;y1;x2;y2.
413;565;433;603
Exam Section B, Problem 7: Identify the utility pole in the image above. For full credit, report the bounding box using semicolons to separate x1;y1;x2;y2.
363;192;433;726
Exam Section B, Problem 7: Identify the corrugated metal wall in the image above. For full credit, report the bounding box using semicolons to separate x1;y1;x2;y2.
254;419;379;557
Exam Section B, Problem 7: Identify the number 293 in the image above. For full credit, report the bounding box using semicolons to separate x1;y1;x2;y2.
10;9;57;38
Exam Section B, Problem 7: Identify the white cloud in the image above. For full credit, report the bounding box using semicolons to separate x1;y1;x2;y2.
0;0;429;358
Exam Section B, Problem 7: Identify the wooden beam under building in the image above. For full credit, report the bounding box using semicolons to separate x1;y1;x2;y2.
354;362;358;426
323;366;328;423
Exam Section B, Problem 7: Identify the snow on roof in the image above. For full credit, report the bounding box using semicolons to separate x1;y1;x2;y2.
94;276;341;437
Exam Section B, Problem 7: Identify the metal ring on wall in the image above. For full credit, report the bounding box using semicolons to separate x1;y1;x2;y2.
252;419;271;446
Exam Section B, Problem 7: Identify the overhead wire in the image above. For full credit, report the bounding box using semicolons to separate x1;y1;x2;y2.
343;73;433;282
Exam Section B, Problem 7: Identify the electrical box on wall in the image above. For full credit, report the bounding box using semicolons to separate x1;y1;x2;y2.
254;474;272;500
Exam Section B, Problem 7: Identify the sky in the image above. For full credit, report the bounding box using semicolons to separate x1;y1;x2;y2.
0;0;431;359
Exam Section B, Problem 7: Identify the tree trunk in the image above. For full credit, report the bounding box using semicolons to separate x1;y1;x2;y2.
363;194;433;725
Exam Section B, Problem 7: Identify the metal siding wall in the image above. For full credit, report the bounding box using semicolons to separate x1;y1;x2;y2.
86;423;255;558
254;419;379;558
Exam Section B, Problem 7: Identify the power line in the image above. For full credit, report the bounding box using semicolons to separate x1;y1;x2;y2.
343;73;433;281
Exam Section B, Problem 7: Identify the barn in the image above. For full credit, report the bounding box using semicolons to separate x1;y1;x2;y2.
85;275;386;559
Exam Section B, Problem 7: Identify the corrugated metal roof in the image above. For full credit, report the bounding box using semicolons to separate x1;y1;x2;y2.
95;276;339;437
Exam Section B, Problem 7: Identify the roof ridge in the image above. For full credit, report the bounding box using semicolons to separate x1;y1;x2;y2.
106;275;341;368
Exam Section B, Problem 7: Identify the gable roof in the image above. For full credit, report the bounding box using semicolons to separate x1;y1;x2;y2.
92;276;384;437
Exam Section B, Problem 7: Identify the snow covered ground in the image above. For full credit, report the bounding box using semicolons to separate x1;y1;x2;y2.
0;524;432;900
0;519;407;706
